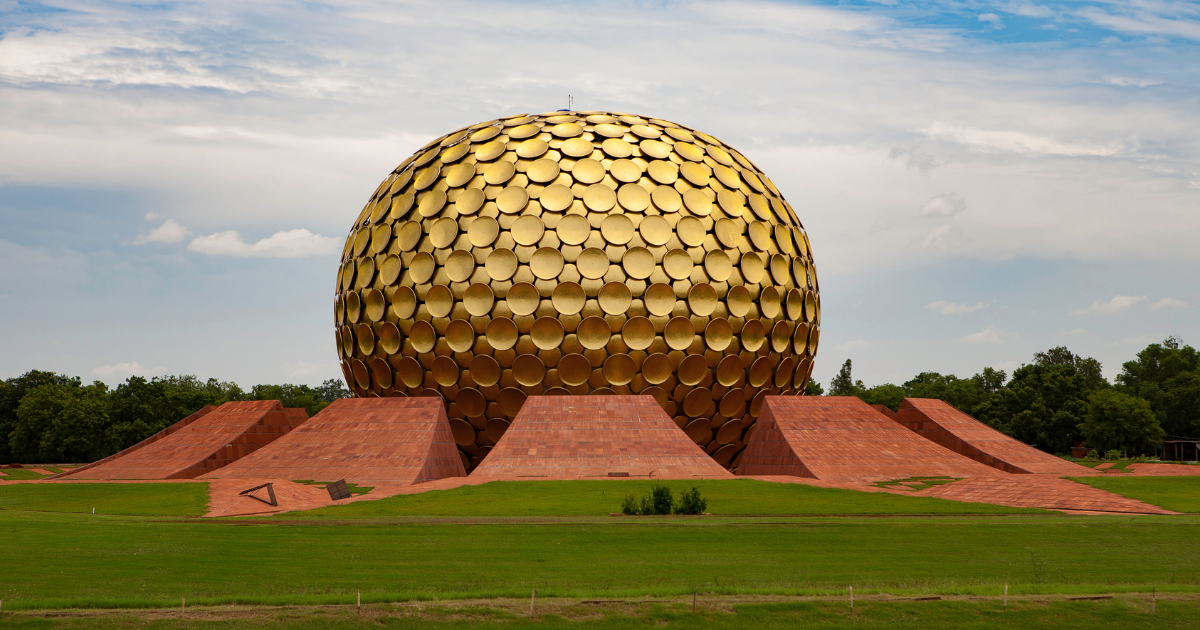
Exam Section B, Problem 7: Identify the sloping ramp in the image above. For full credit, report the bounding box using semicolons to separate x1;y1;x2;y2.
52;405;217;480
737;396;1001;480
470;396;733;480
201;397;466;485
895;398;1094;475
61;401;302;480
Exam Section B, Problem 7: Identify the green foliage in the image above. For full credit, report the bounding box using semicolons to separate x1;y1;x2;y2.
621;483;674;515
804;378;824;396
858;383;905;410
1080;389;1165;454
1116;337;1200;439
250;383;328;417
0;370;80;463
828;359;857;396
674;486;707;514
106;375;234;454
10;382;112;463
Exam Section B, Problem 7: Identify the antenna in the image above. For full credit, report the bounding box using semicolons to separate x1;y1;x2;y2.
569;94;573;111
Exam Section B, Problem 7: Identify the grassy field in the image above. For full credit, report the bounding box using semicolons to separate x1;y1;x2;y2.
0;483;209;516
289;479;1043;518
0;595;1197;629
1072;476;1200;513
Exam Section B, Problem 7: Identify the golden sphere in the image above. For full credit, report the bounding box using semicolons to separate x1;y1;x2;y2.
335;111;821;472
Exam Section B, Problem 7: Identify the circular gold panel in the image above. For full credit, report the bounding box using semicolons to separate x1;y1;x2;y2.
552;282;586;315
577;316;611;350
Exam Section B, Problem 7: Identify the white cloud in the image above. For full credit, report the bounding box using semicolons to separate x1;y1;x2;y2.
91;362;165;379
959;326;1016;344
1148;297;1188;310
926;300;985;314
919;224;961;250
919;193;967;217
1105;76;1164;88
1069;295;1148;316
133;219;191;245
923;123;1121;157
979;13;1004;29
187;229;339;258
144;212;160;220
1068;328;1087;335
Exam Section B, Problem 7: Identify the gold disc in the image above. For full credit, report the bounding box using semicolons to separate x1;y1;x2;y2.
705;318;733;351
748;222;771;251
714;165;742;190
464;283;494;317
683;387;712;417
550;122;583;138
561;137;593;158
716;355;744;387
576;247;610;279
651;185;682;213
622;247;655;279
446;162;475;188
675;142;705;162
664;317;695;350
527;158;561;184
771;320;790;352
642;386;669;408
390;193;415;221
740;252;765;284
617;183;651;212
638;215;671;246
512;215;545;246
610;159;641;183
794;357;811;389
683;189;712;216
715;219;741;248
516;139;549;159
630;124;661;139
344;291;361;323
593;123;625;138
468;216;500;247
506;282;540;316
601;138;633;158
642;353;673;385
364;288;386;322
474;139;506;162
601;214;634;245
774;224;794;254
571;158;605;184
485;418;510;442
378;321;401;355
408;252;435;284
582;184;616;211
748;356;773;387
793;321;810;354
557;353;591;386
397;221;422;251
409;320;436;353
599;282;633;315
508;123;540;139
446;319;475;353
552;282;586;315
531;316;565;350
379;254;402;285
471;126;500;142
371;224;392;254
426;285;453;317
603;354;636;386
370;357;392;390
470;354;502;387
741;319;766;352
677;354;707;386
449;418;475;446
486;317;518;350
356;257;375;288
704;250;732;282
787;289;804;321
641;139;671;159
445;250;475;283
353;228;371;257
392;286;417;319
432;356;458;387
716;416;743;444
531;247;565;279
539;183;574;212
676;216;705;247
351;359;370;389
485;248;519;280
496;186;529;214
663;249;694;280
644;283;676;316
457;387;487;417
684;418;712;444
770;254;790;285
577;316;611;350
748;193;771;221
556;214;591;245
621;316;654;350
397;356;423;388
760;287;781;318
418;189;448;218
414;166;439;191
512;354;546;387
647;160;678;185
725;286;751;318
687;283;718;316
680;162;711;187
456;187;485;215
775;356;796;388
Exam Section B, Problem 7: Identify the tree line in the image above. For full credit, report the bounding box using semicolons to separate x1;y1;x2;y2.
0;374;350;464
815;338;1200;456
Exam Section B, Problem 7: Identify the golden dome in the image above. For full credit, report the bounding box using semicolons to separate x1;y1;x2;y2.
335;111;820;472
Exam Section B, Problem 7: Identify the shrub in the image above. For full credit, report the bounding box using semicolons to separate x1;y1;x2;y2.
1105;449;1123;461
620;484;675;515
620;493;639;515
1084;450;1099;461
674;487;707;515
649;484;673;515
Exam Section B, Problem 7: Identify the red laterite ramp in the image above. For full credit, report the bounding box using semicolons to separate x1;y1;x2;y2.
737;396;1001;481
60;401;303;480
469;395;733;480
895;398;1094;475
201;397;465;485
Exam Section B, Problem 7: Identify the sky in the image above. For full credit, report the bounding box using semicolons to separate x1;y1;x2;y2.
1;0;1197;390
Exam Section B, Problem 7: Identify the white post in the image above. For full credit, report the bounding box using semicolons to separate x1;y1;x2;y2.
1152;588;1156;613
182;597;185;612
357;590;361;615
92;508;95;514
849;586;853;611
530;588;536;615
1004;585;1008;610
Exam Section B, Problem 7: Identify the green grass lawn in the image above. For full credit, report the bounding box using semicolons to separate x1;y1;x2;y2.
2;597;1196;629
0;483;209;516
1;509;1198;610
288;479;1043;518
1072;476;1200;513
0;468;53;480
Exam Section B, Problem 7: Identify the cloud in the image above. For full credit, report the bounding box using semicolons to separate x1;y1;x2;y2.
1068;328;1087;335
1069;295;1148;316
919;193;967;217
1148;297;1188;310
1105;76;1164;88
978;13;1004;29
133;219;192;245
1112;334;1156;346
91;362;165;379
926;300;984;314
187;229;339;258
919;224;961;250
1077;7;1200;41
923;123;1121;157
959;326;1016;344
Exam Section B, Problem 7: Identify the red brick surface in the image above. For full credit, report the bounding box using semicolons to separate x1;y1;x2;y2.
62;401;299;480
53;405;217;480
201;397;466;485
737;396;1002;480
470;396;733;480
895;398;1094;475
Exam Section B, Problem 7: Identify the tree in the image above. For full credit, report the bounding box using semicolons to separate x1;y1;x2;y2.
0;371;81;463
1080;389;1164;454
10;383;112;463
106;375;230;454
904;370;1005;419
317;379;352;402
859;384;906;410
250;384;326;417
829;360;861;396
1116;337;1200;439
804;379;824;396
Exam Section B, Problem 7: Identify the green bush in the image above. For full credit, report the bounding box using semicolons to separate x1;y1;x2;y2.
620;484;676;515
674;486;707;515
1084;449;1099;461
1105;449;1123;461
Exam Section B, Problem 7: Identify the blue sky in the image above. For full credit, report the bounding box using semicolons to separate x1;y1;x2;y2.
1;0;1198;389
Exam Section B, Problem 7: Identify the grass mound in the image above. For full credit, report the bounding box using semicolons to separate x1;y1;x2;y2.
287;479;1043;518
1071;476;1200;513
0;482;210;516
